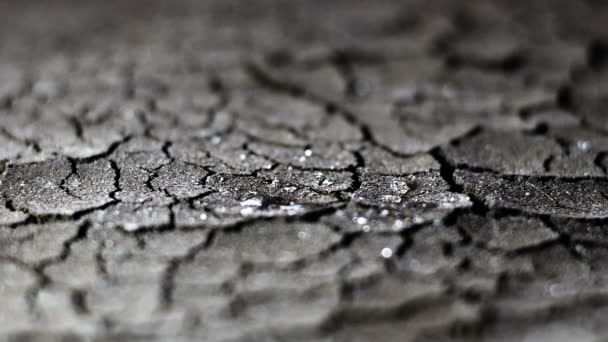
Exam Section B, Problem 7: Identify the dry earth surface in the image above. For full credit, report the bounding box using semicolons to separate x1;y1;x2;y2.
1;0;608;341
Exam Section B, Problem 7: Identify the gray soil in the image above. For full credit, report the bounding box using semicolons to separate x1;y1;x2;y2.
1;0;608;341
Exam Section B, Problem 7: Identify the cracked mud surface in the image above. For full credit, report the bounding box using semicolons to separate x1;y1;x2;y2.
2;0;608;341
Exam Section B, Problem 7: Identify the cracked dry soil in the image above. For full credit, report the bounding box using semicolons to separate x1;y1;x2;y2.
1;0;608;341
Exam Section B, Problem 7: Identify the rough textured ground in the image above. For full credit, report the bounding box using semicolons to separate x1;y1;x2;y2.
1;0;608;341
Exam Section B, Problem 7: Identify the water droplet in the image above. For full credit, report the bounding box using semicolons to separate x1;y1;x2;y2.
381;247;393;258
123;223;138;232
577;140;591;151
392;219;404;231
355;217;368;225
547;283;563;297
